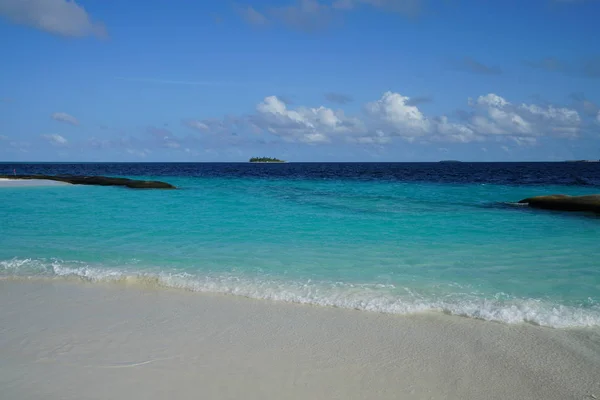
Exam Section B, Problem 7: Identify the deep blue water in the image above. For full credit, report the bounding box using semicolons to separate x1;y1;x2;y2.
1;162;599;328
3;162;600;186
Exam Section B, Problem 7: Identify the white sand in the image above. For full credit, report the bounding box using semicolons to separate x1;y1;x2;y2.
1;280;599;400
0;178;69;187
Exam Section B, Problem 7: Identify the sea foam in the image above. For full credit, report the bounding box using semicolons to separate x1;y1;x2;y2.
2;257;599;329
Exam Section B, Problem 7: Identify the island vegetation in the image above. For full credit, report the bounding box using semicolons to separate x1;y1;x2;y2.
249;157;285;163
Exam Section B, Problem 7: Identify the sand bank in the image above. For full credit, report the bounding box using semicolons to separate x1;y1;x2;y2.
0;178;69;187
0;175;175;189
1;280;598;400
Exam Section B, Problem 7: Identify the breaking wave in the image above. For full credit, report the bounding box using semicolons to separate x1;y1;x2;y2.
2;257;599;329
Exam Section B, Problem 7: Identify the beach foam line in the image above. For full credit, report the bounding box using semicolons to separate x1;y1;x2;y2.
2;257;599;329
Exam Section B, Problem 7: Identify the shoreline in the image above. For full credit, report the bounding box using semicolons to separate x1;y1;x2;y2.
0;178;70;187
2;265;599;329
1;268;599;329
1;280;599;400
0;175;175;189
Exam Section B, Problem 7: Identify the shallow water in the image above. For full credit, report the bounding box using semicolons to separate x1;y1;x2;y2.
1;162;599;327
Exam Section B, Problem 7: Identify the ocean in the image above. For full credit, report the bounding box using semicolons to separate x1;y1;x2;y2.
1;162;599;328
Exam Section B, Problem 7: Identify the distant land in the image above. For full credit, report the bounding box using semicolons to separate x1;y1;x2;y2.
565;160;599;163
439;160;462;163
249;157;286;163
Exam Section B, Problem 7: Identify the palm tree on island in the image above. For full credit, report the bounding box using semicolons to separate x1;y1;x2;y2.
249;157;286;163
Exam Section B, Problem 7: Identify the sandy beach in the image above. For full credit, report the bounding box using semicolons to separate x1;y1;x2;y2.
1;280;598;400
0;178;69;187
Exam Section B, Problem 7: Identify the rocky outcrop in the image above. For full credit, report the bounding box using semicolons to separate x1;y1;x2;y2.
518;194;600;213
0;175;176;189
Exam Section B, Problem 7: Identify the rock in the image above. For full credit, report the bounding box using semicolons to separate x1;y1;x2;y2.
518;194;600;213
0;175;176;189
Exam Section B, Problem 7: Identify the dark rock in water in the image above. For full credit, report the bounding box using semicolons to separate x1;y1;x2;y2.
0;175;176;189
518;194;600;213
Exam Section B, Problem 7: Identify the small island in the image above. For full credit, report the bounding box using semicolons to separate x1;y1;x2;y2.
249;157;286;163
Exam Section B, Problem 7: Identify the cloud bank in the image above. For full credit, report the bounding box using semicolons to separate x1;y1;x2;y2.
184;91;588;148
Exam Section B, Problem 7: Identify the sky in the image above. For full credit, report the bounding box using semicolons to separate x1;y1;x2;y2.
0;0;599;162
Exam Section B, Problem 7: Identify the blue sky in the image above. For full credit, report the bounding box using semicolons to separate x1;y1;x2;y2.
1;0;599;162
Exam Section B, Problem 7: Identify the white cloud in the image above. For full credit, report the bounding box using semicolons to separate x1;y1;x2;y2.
184;119;210;132
51;112;79;126
251;95;363;143
597;111;600;123
364;91;431;139
434;116;478;143
42;134;68;146
0;134;8;140
520;104;578;122
186;91;591;148
0;0;106;38
469;95;532;136
468;93;581;139
519;103;581;137
164;91;600;150
474;93;509;108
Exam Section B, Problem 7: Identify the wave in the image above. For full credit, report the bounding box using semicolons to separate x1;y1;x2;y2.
2;258;599;329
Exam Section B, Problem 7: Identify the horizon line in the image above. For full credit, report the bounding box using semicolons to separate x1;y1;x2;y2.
0;160;593;164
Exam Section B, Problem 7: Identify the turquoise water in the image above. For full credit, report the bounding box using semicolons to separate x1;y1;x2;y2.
1;166;600;328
